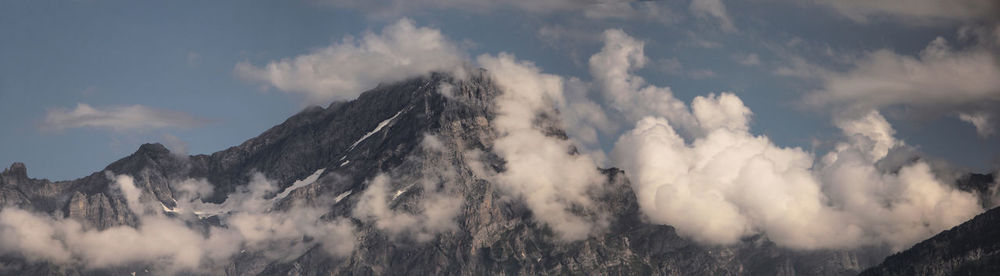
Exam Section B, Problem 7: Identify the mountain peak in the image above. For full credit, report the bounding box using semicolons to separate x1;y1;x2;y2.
2;162;28;179
137;143;170;154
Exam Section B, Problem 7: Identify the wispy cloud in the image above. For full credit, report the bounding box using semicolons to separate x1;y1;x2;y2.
813;0;1000;24
41;103;210;132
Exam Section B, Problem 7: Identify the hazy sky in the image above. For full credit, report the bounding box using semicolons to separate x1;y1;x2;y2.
2;0;998;181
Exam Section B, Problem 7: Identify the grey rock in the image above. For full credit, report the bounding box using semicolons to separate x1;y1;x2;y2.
0;71;989;275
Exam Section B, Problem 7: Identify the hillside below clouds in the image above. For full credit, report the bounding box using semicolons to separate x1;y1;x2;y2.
0;71;998;275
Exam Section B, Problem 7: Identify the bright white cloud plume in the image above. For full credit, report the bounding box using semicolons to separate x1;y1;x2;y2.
478;52;610;241
42;103;208;131
593;29;983;250
613;102;982;250
589;29;701;137
235;18;466;104
0;172;356;273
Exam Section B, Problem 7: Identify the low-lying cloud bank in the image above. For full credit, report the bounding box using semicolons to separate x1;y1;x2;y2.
0;173;356;273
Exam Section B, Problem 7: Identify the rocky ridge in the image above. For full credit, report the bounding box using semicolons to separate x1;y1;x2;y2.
0;71;966;275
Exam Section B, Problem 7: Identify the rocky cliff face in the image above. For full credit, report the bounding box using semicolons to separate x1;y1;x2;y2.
861;174;999;276
0;72;923;275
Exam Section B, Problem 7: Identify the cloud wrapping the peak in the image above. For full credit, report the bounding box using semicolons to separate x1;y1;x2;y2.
42;103;208;132
235;18;466;104
478;52;611;241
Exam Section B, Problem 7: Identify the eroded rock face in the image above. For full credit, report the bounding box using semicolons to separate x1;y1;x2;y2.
0;72;973;275
861;204;1000;276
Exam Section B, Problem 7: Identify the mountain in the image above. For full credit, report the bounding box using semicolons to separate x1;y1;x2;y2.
861;174;999;276
0;71;976;275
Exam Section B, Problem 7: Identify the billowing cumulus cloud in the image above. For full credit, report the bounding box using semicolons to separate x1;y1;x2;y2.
0;172;356;273
613;101;983;250
590;29;701;137
235;18;467;104
42;103;209;132
599;30;984;250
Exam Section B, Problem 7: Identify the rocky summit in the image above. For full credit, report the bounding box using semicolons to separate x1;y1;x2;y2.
0;72;996;275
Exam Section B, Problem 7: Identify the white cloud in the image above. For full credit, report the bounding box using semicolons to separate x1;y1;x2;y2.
690;0;735;31
352;135;464;242
833;111;903;161
734;53;760;66
0;172;357;273
235;18;467;104
160;133;190;155
478;52;611;241
42;103;208;132
324;0;674;22
959;112;995;137
804;36;1000;137
613;103;982;250
588;29;982;250
590;29;702;137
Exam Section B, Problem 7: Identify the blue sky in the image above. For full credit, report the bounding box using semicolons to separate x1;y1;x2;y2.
2;0;998;181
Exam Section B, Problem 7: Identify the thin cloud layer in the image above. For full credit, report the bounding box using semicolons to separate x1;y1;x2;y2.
235;18;467;105
804;35;1000;136
814;0;1000;24
42;103;208;132
690;0;735;31
323;0;673;22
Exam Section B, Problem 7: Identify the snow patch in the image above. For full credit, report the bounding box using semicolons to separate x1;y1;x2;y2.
274;168;326;202
347;109;406;151
334;190;352;203
391;185;414;201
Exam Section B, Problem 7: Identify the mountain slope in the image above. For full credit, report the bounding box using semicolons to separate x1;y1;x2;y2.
2;72;899;275
861;174;999;276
